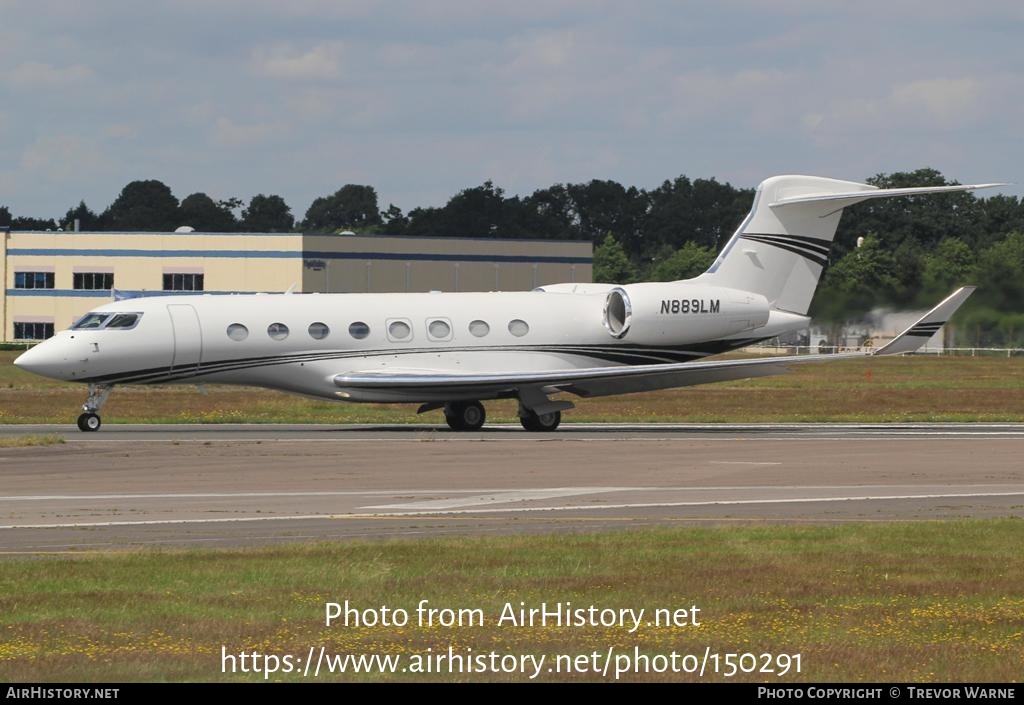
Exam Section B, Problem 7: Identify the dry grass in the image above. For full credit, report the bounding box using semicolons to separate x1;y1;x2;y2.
2;353;1023;424
0;434;64;448
1;521;1022;682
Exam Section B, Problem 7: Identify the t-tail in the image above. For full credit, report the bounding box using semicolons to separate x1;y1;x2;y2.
696;175;1002;315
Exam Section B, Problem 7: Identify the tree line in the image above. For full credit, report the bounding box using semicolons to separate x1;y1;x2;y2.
2;168;1022;345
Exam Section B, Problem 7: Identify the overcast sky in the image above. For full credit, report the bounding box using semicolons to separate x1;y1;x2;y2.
1;1;1022;221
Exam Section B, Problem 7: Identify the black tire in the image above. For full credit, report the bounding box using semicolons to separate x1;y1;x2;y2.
520;410;561;432
444;401;486;431
77;412;101;432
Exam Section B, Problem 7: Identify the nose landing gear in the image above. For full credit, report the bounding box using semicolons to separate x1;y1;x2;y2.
77;383;113;432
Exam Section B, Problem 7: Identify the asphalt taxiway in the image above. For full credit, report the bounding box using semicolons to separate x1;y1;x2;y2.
1;423;1021;552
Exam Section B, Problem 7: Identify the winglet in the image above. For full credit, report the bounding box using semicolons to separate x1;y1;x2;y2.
874;286;976;356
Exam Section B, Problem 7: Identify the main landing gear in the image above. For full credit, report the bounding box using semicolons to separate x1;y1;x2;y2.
76;383;113;432
436;397;567;432
519;408;562;432
443;401;486;431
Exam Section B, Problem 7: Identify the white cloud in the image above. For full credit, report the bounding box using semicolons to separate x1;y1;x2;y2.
104;123;138;139
8;61;93;86
804;76;991;135
19;134;111;182
253;42;343;80
211;117;286;146
890;77;987;129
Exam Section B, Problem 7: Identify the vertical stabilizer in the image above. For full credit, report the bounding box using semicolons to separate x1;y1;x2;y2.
697;175;999;315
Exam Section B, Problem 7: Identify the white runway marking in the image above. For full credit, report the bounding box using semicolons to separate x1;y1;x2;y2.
0;487;633;503
709;461;782;466
365;488;620;510
2;489;1022;530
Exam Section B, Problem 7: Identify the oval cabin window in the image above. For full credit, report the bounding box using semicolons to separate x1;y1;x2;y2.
308;322;330;340
508;319;529;337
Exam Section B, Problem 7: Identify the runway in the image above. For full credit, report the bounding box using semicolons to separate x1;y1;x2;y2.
1;423;1022;552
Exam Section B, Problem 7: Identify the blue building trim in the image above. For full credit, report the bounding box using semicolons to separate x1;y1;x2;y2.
14;230;586;245
9;248;297;259
302;251;591;264
6;289;243;298
8;248;591;264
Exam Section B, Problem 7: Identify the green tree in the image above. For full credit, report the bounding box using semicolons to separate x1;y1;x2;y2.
404;182;507;237
972;231;1024;314
644;176;752;259
379;204;408;234
62;201;101;230
11;216;58;230
567;180;648;253
240;194;295;232
836;168;984;253
178;193;238;231
303;184;382;232
811;234;901;321
102;180;180;231
521;184;581;240
592;233;637;284
649;242;716;281
0;205;10;225
920;237;975;301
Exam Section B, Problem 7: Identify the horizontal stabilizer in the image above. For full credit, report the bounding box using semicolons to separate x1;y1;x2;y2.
874;286;976;356
770;183;1004;212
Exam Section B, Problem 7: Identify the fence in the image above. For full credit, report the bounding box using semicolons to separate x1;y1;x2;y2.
743;343;1024;358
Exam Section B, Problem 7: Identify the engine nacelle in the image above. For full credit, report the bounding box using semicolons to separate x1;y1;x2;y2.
602;282;770;344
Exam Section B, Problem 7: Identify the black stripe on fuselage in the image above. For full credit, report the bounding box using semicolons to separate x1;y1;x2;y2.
79;339;767;385
739;233;831;268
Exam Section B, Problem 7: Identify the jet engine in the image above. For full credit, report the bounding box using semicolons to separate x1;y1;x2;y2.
602;282;770;344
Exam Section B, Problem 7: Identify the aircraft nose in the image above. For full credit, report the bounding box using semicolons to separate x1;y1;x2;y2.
13;340;71;380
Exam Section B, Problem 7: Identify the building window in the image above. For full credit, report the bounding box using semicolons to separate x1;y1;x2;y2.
163;273;204;291
14;272;55;289
267;322;289;341
73;273;114;290
348;322;370;339
308;322;330;340
14;322;54;340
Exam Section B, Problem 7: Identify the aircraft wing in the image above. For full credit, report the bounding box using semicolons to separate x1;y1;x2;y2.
333;287;974;400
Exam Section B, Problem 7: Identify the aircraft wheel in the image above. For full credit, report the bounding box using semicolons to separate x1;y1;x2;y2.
444;401;486;431
520;410;561;432
77;412;101;432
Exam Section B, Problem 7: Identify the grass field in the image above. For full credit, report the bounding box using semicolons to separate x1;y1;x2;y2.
2;352;1023;424
1;521;1021;682
0;434;63;448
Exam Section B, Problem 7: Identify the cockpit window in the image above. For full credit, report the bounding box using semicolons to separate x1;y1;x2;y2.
106;313;141;329
72;313;111;330
71;312;142;330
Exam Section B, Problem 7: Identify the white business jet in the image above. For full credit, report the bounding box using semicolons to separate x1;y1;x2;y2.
15;175;994;432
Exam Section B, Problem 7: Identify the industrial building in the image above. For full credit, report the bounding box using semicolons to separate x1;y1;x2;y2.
0;228;592;341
